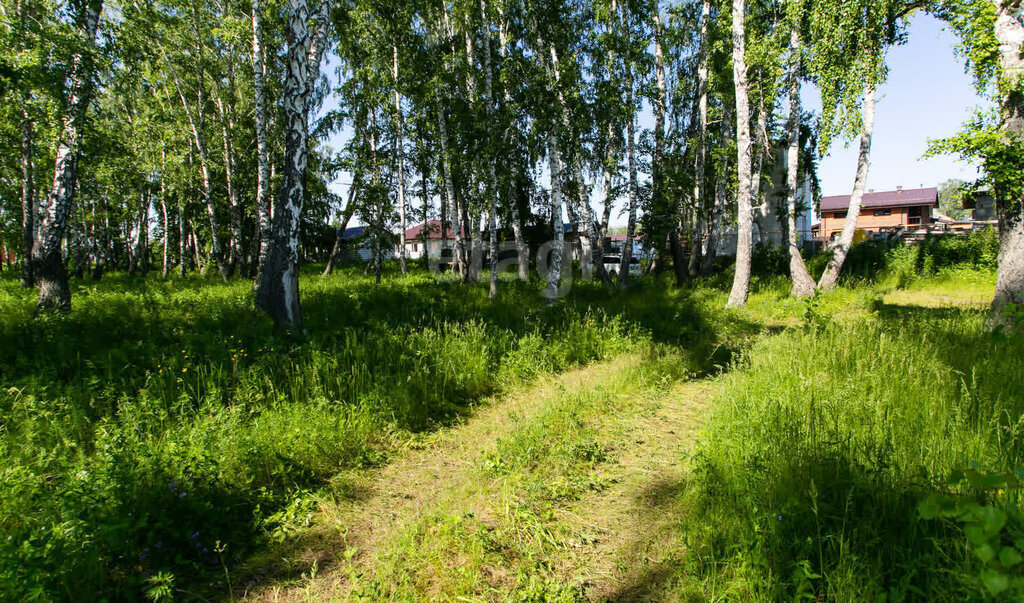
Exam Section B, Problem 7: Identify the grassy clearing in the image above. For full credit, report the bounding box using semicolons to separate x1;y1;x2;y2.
0;265;755;600
626;278;1024;599
1;231;1015;600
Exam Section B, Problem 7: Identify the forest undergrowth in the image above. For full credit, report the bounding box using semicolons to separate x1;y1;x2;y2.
0;237;1018;600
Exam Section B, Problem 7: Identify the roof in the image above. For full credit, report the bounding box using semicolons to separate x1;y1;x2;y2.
608;234;642;242
342;226;367;239
404;220;467;240
820;187;938;212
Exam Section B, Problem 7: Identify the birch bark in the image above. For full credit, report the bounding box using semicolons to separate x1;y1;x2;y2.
254;0;330;328
31;0;102;312
618;0;639;289
817;84;876;292
990;3;1024;325
786;19;816;298
726;0;753;308
393;44;408;275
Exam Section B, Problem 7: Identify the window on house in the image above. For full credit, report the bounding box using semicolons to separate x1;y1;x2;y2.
873;209;891;216
834;211;847;219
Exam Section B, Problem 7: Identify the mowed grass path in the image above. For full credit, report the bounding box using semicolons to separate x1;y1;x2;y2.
235;270;1007;601
240;353;715;601
0;260;1006;600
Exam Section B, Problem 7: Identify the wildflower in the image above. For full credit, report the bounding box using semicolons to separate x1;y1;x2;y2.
182;368;187;373
776;514;783;522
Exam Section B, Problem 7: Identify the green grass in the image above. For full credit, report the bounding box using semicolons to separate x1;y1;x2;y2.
0;265;754;600
0;236;1015;600
649;282;1024;600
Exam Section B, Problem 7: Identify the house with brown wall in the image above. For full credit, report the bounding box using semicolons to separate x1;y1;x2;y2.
814;186;938;240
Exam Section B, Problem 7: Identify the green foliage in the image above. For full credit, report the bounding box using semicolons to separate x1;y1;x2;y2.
928;109;1024;214
792;229;999;287
887;227;1000;286
919;465;1024;597
751;241;790;278
0;266;740;599
806;0;906;151
937;177;971;220
674;290;1024;598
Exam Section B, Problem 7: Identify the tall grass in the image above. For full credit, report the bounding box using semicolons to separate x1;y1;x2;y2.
675;297;1024;599
0;266;743;599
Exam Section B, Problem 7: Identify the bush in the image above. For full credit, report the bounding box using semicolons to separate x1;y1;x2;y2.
800;228;1000;287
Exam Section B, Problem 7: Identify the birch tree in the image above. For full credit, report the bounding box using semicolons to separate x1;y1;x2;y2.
936;0;1024;327
726;0;754;307
255;0;332;329
31;0;103;312
687;0;711;280
252;0;273;280
809;0;896;292
393;42;409;276
987;1;1024;325
784;1;816;297
618;0;640;289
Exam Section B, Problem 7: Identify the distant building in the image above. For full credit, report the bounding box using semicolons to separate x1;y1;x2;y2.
814;186;938;240
962;189;997;222
342;226;394;262
607;233;643;257
718;147;815;255
400;220;465;260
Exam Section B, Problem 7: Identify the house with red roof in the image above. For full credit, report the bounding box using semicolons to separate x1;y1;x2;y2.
813;186;938;240
401;220;467;260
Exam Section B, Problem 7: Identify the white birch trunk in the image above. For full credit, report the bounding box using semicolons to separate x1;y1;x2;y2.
786;20;816;298
393;44;408;275
464;24;483;283
990;4;1024;325
497;8;529;281
437;104;465;278
546;41;601;283
20;104;34;288
31;0;102;311
619;0;638;289
479;0;500;297
215;92;244;275
252;0;272;280
817;83;876;292
546;132;565;304
653;3;670;281
167;55;230;282
160;152;170;278
255;0;329;328
726;0;753;308
687;0;711;278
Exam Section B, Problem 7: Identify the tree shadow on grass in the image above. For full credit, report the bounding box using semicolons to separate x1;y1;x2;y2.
0;269;774;600
605;455;967;601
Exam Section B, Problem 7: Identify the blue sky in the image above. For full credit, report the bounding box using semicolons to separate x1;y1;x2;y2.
324;11;988;227
807;13;989;197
